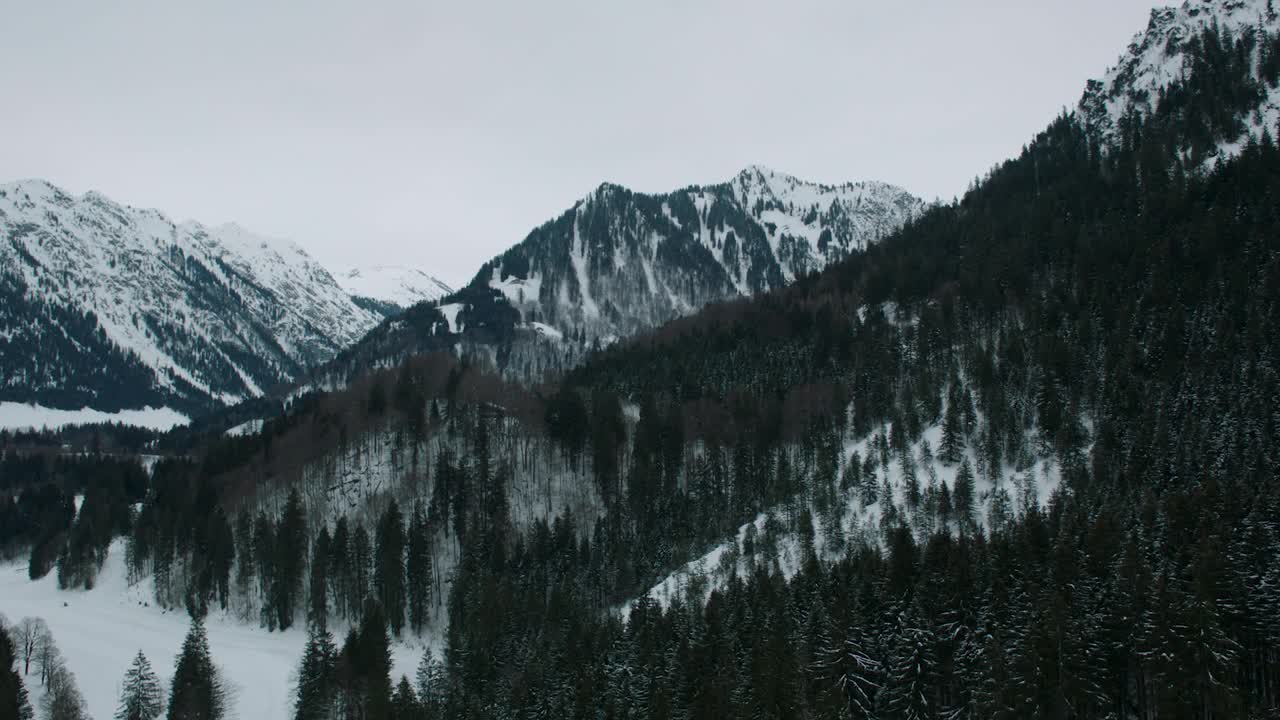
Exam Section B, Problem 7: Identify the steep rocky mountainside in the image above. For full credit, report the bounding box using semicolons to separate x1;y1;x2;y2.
470;166;924;341
311;167;924;386
0;180;384;414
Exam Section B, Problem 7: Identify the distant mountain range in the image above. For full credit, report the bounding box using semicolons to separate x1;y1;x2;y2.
0;181;447;417
0;167;923;420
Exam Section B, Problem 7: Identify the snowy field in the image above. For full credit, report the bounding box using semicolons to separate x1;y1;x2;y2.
0;539;423;719
0;403;189;432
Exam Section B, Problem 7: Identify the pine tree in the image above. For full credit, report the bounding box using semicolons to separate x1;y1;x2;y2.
254;511;277;630
167;618;225;720
391;676;421;720
814;624;883;719
348;522;373;622
877;609;937;720
116;650;164;720
953;459;976;532
415;655;447;718
308;527;330;629
274;488;308;631
405;501;433;636
375;501;407;637
233;509;255;623
940;383;966;465
348;599;394;720
328;517;351;621
293;624;337;720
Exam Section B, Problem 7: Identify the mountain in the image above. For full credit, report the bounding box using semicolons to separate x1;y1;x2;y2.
472;166;924;341
1081;0;1280;158
0;180;383;416
312;166;924;386
337;265;454;318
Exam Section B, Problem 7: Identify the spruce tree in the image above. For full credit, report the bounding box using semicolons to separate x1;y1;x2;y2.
308;527;331;629
233;509;255;623
254;511;277;630
116;650;164;720
167;618;225;720
294;624;337;720
348;522;373;621
364;601;395;719
274;488;308;631
375;501;407;637
877;609;937;720
939;383;965;465
953;459;976;531
405;501;433;635
415;655;447;718
391;676;421;720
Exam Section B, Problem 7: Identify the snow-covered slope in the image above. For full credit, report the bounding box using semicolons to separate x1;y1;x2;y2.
1080;0;1280;158
0;402;188;432
0;540;423;720
0;180;383;414
337;265;453;315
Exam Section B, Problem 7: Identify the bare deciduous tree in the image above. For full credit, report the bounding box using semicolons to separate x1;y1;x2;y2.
42;663;89;720
14;617;46;678
35;627;60;687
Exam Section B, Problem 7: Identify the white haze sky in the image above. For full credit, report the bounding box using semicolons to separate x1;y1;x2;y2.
1;0;1165;288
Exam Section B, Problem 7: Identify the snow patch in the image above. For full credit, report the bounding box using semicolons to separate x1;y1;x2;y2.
225;418;264;437
0;403;188;431
338;265;454;308
437;303;463;334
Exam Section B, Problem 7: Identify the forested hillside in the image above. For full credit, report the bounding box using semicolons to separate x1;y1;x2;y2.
3;4;1280;719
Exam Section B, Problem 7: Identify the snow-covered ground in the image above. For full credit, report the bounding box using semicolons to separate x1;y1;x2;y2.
338;266;453;309
0;540;424;720
225;418;264;437
0;402;188;432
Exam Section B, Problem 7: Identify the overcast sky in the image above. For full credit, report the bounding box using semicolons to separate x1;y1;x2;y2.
1;1;1165;288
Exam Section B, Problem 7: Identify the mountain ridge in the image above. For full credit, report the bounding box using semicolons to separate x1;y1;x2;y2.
304;166;925;389
0;179;384;414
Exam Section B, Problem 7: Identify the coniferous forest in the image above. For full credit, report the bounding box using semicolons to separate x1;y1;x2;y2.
2;10;1280;720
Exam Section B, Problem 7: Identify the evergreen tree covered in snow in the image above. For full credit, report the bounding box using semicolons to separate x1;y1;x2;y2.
116;650;165;720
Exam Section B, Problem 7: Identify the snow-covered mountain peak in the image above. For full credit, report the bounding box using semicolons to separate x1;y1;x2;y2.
1080;0;1280;155
337;264;454;311
731;164;811;187
729;165;910;204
